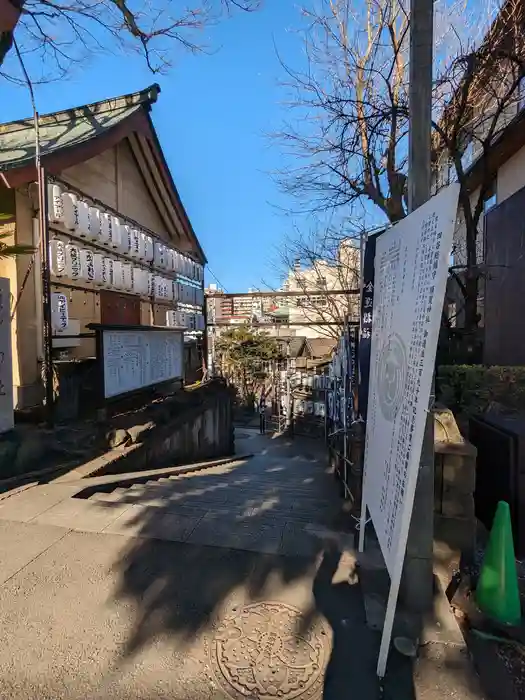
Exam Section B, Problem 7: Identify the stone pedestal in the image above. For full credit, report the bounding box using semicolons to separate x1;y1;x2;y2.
433;405;477;559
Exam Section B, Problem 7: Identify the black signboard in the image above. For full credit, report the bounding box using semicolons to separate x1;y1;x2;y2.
358;230;384;421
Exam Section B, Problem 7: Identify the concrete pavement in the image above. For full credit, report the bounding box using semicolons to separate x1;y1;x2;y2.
0;429;481;699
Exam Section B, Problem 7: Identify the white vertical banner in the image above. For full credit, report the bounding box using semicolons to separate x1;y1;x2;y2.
359;184;460;677
0;278;14;433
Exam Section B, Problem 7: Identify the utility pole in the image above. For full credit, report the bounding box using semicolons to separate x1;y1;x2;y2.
284;339;293;435
402;0;435;621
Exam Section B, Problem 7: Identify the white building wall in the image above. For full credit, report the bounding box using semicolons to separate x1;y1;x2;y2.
497;143;525;202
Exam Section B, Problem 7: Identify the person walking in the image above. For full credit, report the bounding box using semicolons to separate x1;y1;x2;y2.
259;392;267;435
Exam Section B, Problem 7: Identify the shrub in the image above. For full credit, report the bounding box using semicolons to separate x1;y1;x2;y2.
437;365;525;416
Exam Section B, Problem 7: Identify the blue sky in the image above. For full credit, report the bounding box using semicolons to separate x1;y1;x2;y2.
2;2;312;292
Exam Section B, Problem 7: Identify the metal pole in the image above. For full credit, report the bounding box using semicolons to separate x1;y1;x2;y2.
402;0;435;621
12;39;54;422
285;339;292;434
37;166;54;423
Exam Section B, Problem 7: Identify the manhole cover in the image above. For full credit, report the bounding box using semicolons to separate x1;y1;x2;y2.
206;601;330;699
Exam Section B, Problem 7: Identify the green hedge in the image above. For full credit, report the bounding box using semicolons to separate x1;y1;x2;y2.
437;365;525;416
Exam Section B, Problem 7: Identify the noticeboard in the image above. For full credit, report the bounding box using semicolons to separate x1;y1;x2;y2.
102;328;184;399
362;184;460;575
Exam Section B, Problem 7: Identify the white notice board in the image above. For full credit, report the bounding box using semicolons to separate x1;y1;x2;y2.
360;184;460;677
362;184;459;572
102;329;184;399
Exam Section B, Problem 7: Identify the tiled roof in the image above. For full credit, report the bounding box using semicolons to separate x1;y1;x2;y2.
0;84;160;172
305;337;337;359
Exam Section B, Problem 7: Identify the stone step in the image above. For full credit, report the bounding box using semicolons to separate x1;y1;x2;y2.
87;487;129;503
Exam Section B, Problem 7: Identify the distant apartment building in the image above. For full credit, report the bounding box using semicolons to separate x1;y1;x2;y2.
280;239;361;339
205;284;233;320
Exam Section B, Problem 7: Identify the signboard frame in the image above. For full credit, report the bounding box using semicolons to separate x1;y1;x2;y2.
358;184;460;678
88;323;185;401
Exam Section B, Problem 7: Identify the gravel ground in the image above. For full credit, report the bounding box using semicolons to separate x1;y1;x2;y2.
497;643;525;700
471;546;525;700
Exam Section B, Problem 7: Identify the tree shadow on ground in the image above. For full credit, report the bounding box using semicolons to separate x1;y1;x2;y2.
98;431;418;698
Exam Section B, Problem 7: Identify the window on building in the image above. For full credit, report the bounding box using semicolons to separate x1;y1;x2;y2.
483;180;497;213
448;159;457;184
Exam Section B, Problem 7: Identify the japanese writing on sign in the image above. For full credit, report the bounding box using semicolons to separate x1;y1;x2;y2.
362;184;459;575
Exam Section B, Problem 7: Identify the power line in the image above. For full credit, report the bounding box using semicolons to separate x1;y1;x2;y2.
207;289;360;298
206;266;228;293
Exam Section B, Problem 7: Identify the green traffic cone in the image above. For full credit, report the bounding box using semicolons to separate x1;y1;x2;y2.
476;501;521;626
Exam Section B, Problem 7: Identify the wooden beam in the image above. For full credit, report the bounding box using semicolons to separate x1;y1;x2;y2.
127;133;181;245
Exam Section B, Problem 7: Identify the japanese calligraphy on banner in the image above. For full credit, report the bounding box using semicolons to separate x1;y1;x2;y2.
0;278;14;434
358;230;384;422
362;184;459;575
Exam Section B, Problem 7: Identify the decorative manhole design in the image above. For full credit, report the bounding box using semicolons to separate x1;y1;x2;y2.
207;601;330;700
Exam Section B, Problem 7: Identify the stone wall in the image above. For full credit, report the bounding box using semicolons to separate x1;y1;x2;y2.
0;380;234;483
97;379;235;476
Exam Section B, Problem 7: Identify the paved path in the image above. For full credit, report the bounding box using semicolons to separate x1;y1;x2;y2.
0;429;418;699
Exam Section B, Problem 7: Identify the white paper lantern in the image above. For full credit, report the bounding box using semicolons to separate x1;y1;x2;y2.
129;229;141;259
65;243;82;280
104;258;114;288
131;267;139;295
77;201;90;239
140;268;149;295
166;310;177;327
144;235;154;262
137;231;147;261
48;184;64;223
147;272;155;297
51;293;68;331
131;267;144;295
62;192;79;231
110;216;122;250
154;275;164;299
100;213;112;246
93;254;104;286
112;260;123;289
120;224;131;256
154;241;165;269
49;239;66;277
122;263;133;291
172;280;179;302
88;206;101;241
165;248;175;272
165;279;174;301
79;249;95;282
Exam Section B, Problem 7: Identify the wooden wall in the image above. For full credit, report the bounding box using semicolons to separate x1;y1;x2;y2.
11;135;191;408
484;184;525;365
